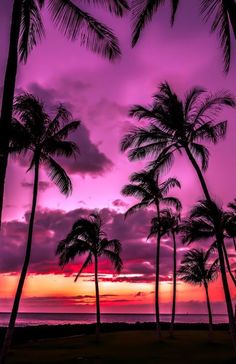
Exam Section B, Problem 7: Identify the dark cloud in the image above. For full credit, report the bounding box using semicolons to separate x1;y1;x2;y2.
15;82;113;177
21;181;51;192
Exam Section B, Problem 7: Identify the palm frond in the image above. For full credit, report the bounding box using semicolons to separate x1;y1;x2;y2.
131;0;164;47
103;249;123;272
44;156;72;195
83;0;129;16
48;0;121;60
19;0;45;63
74;252;93;281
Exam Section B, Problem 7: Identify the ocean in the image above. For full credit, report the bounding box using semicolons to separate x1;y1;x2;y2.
0;313;228;327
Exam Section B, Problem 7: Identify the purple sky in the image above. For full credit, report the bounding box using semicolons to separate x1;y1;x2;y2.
0;0;235;313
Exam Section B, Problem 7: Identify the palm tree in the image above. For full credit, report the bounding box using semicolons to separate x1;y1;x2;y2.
0;0;129;227
56;212;122;340
200;0;236;73
122;168;181;339
0;93;80;364
131;0;179;47
120;81;236;351
181;200;236;287
180;200;236;348
226;199;236;251
149;208;181;338
178;248;219;343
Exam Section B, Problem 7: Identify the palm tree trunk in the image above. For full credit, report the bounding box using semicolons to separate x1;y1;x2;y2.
155;201;162;340
0;0;22;227
94;254;101;341
0;159;39;364
233;237;236;251
204;281;213;343
222;241;236;286
184;145;236;352
170;230;177;338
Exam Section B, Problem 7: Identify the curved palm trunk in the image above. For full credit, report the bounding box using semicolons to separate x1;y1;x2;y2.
155;201;162;340
204;281;213;343
222;241;236;286
184;144;236;352
170;230;177;338
0;159;39;364
94;254;101;341
0;0;22;227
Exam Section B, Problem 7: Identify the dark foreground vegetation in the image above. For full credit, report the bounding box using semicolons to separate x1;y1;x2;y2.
0;328;234;364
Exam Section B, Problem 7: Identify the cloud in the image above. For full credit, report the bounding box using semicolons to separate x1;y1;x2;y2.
15;82;113;178
21;181;51;192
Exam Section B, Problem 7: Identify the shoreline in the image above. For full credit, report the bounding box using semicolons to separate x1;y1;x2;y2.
0;322;230;345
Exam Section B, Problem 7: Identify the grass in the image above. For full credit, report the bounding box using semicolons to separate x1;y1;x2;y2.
7;330;235;364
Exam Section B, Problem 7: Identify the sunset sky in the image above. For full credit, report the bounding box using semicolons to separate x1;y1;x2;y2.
0;0;235;314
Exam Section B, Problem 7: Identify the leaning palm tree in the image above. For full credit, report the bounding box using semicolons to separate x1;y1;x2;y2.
121;81;236;351
149;208;180;337
56;212;122;340
131;0;179;47
178;248;219;343
0;0;129;227
200;0;236;73
0;93;80;364
122;168;181;339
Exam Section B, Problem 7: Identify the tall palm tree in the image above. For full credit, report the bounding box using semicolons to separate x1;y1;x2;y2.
0;93;80;364
178;248;219;343
0;0;129;227
131;0;179;47
56;212;122;340
120;81;236;351
122;168;181;339
149;208;181;337
200;0;236;73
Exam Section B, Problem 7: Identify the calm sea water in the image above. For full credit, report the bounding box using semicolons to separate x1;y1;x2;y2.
0;313;228;327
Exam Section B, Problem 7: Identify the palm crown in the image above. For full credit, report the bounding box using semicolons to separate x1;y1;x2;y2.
121;82;235;173
56;212;123;281
10;93;79;195
178;248;219;286
149;208;180;239
121;168;182;218
180;200;226;245
19;0;129;62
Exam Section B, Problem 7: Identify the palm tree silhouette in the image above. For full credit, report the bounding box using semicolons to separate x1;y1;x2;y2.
178;248;219;343
200;0;236;73
226;199;236;251
0;93;80;364
149;208;181;338
181;200;236;287
131;0;179;47
0;0;129;227
122;168;181;339
56;212;122;341
121;82;236;350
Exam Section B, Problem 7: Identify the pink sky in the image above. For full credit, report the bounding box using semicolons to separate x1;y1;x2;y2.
0;0;235;314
